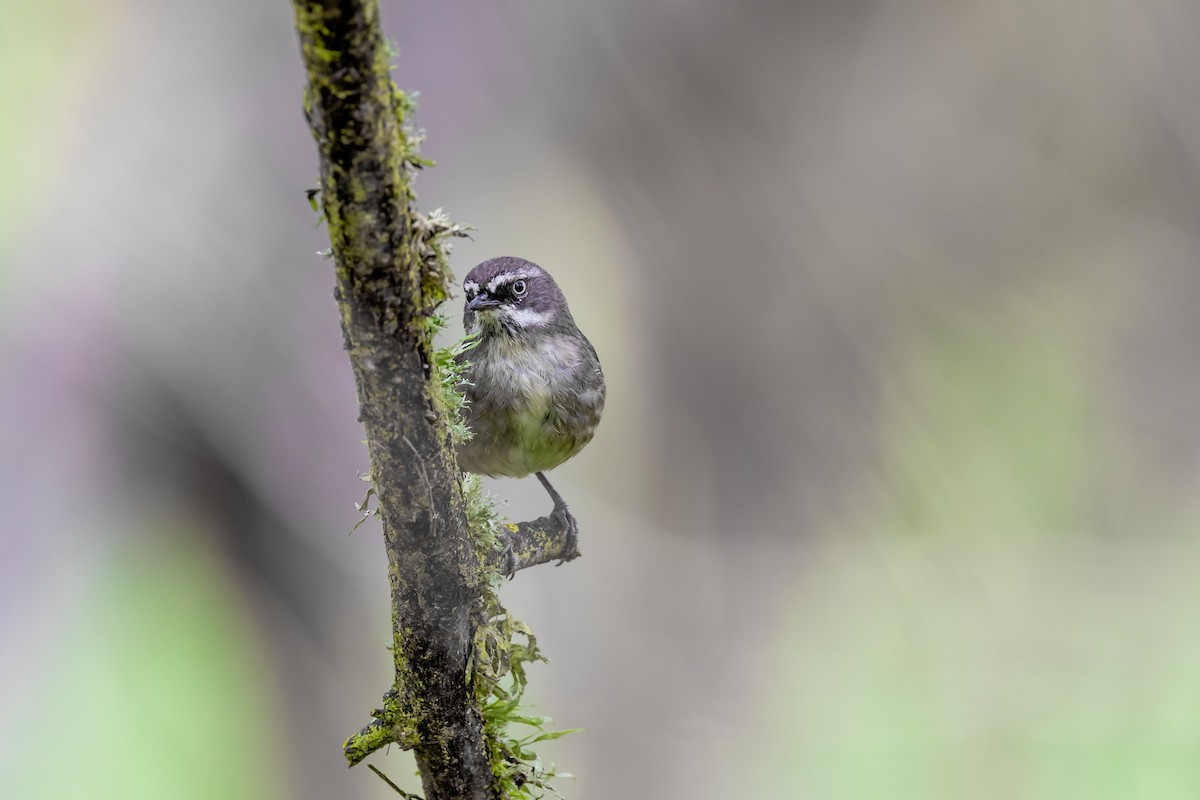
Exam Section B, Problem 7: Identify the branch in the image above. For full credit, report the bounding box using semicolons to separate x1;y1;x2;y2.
489;515;581;575
342;510;578;766
343;713;418;768
291;2;493;798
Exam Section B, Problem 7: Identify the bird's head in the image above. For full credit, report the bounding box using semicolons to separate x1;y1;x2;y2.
462;256;570;336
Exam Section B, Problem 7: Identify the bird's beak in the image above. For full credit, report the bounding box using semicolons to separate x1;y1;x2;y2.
467;293;501;312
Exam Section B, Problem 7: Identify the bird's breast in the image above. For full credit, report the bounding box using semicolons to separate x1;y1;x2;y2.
458;333;594;477
472;334;582;403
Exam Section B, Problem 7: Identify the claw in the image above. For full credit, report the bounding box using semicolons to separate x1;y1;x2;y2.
552;504;579;566
497;529;518;580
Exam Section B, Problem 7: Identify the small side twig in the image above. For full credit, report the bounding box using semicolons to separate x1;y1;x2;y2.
487;513;581;575
344;715;419;767
368;764;424;799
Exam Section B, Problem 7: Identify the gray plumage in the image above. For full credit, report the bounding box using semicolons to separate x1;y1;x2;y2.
456;257;606;480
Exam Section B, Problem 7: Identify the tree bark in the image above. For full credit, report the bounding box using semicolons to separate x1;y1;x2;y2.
292;2;494;797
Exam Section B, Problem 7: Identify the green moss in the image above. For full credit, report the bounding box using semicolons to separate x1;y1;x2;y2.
298;6;569;791
294;2;347;88
463;476;576;798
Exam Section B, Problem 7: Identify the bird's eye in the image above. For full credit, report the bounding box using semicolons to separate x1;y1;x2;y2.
512;279;528;297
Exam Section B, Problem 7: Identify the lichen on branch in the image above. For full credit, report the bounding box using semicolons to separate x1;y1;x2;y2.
294;1;492;797
292;1;578;798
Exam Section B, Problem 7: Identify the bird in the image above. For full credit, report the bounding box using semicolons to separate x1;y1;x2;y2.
455;256;606;565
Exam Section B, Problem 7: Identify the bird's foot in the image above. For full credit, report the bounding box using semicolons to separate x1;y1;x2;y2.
496;529;519;580
535;471;581;566
552;502;579;566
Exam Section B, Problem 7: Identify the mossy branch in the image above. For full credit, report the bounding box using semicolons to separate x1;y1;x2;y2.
493;516;582;575
292;1;492;798
292;1;579;798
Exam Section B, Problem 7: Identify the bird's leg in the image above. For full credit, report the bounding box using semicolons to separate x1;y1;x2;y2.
535;471;579;565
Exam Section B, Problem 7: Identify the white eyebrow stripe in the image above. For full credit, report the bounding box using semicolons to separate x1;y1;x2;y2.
463;280;480;295
485;273;517;293
485;272;536;294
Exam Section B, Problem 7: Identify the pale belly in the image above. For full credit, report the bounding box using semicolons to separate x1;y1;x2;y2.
457;335;594;478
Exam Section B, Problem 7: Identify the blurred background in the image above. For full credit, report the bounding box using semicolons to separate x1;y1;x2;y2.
3;0;1200;797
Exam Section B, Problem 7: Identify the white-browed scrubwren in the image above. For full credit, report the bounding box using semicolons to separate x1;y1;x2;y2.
456;256;606;562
